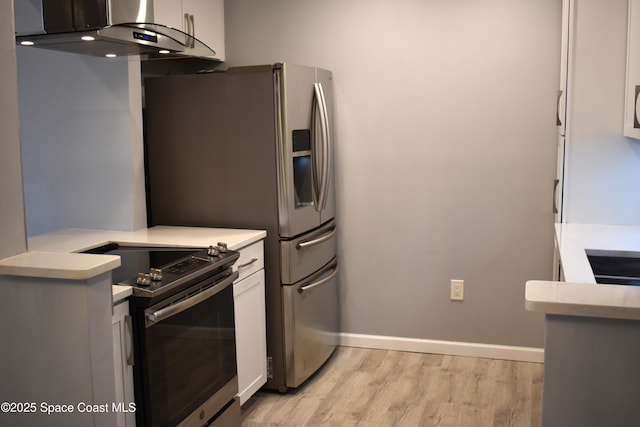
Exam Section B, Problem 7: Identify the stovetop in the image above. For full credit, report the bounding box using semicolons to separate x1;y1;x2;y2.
84;243;239;299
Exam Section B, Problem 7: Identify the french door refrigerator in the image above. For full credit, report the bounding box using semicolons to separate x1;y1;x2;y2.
143;63;339;392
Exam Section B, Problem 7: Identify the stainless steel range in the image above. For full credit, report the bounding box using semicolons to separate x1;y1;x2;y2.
87;243;241;427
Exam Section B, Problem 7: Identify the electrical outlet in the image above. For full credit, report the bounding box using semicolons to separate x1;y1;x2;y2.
450;279;464;301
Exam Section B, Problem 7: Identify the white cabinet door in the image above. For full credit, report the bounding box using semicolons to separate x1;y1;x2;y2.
112;301;136;427
184;0;225;61
234;268;267;405
625;0;640;139
153;1;183;30
154;0;225;61
555;0;574;224
557;0;573;140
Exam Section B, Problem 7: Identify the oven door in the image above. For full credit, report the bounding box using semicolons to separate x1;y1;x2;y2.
132;270;239;427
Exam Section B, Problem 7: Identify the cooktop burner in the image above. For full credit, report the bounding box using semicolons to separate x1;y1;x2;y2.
84;243;239;299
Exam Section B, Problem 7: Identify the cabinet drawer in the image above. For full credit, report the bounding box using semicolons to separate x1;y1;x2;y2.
235;240;264;281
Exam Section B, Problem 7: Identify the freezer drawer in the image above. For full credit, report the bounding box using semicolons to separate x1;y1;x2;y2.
280;220;336;284
282;258;339;388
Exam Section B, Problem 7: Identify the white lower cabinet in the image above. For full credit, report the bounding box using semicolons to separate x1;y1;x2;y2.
112;300;136;427
234;241;267;405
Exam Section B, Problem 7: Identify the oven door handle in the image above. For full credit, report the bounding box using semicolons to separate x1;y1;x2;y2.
145;271;239;328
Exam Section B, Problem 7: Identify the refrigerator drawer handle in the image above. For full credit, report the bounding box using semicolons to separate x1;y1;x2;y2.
296;227;336;250
298;265;339;294
237;258;258;269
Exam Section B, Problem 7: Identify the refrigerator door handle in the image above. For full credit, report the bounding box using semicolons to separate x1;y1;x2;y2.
314;83;331;211
296;227;336;250
298;263;339;294
318;83;331;212
311;84;323;209
312;83;330;212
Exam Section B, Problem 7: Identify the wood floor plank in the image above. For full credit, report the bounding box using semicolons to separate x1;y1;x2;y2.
241;346;543;427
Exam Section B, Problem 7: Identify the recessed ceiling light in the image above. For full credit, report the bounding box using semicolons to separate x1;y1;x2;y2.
81;36;95;41
105;53;117;58
20;41;35;46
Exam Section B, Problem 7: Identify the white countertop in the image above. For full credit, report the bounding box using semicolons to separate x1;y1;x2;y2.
0;226;266;303
525;223;640;320
0;251;121;280
554;223;640;283
27;226;267;253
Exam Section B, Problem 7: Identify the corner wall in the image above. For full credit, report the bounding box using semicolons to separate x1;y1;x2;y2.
0;0;27;258
16;50;146;236
224;0;562;348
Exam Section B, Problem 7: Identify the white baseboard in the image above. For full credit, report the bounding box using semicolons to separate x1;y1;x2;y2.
339;333;544;363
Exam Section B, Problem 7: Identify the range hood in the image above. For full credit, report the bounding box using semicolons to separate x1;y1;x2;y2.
14;0;216;59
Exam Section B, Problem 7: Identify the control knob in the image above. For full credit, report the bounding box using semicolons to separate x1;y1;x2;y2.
217;242;228;253
207;245;220;257
136;273;152;286
149;268;163;281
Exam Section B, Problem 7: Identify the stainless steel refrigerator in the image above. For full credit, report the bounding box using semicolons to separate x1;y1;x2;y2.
143;63;339;392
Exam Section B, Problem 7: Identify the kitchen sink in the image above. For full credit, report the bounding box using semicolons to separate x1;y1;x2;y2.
586;250;640;286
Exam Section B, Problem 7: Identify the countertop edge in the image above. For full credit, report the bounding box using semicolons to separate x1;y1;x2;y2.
525;280;640;321
0;251;121;281
28;226;267;253
2;227;266;289
113;284;133;303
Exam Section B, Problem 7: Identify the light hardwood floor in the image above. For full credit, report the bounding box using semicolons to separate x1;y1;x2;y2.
240;346;543;427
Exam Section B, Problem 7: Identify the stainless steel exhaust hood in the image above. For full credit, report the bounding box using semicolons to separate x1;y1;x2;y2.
14;0;216;59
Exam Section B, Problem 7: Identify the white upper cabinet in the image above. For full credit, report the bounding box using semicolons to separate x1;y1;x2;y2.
625;0;640;138
555;0;574;224
557;0;574;139
154;0;225;61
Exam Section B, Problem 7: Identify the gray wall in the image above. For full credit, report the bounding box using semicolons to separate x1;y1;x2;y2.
224;0;561;347
0;0;27;258
16;49;147;236
563;0;640;226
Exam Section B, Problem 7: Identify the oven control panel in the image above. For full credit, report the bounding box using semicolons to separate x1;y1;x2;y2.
166;257;209;275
